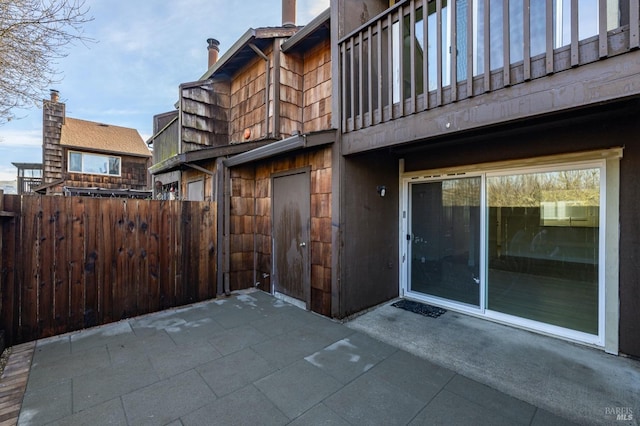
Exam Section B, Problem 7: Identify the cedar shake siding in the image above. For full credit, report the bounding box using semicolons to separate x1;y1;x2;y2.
230;53;271;142
302;38;332;133
228;146;333;316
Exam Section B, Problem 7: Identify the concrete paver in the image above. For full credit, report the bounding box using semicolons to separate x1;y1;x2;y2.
12;289;634;425
347;301;640;426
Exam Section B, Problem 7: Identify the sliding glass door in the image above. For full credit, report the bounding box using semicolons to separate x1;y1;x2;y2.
404;162;604;340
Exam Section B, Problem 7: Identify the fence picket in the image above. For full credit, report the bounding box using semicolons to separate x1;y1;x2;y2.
0;195;217;344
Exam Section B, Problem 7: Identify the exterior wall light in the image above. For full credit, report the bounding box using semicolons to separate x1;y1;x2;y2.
377;185;386;197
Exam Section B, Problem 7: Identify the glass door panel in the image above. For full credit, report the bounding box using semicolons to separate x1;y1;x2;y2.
486;168;600;334
409;177;481;306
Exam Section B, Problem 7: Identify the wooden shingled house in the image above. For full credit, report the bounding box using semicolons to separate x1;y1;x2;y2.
147;4;337;316
38;90;152;198
149;0;640;359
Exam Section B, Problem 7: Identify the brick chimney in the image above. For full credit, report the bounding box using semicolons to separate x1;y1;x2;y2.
282;0;296;27
207;38;220;69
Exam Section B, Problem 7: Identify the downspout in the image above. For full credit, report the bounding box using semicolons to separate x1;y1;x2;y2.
249;43;271;138
223;162;231;295
215;158;226;296
178;88;183;155
272;38;281;139
253;164;258;289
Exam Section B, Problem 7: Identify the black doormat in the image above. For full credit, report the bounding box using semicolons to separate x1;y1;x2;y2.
392;300;447;318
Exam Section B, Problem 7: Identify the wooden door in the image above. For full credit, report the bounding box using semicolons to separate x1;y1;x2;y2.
272;170;310;307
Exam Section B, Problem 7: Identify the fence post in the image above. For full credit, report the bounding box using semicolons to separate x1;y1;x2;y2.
0;190;5;351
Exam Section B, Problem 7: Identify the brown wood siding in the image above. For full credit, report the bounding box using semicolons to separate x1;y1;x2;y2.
279;52;303;136
230;53;271;142
0;196;217;345
341;151;400;318
228;146;333;315
303;39;332;133
229;166;257;289
181;81;230;149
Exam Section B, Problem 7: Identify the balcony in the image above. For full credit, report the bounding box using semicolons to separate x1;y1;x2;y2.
339;0;640;153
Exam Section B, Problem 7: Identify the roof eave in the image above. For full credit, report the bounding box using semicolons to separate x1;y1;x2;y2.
281;8;331;52
61;144;151;158
199;28;257;81
200;26;300;81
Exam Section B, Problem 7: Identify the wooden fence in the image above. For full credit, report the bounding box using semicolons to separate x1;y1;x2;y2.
0;194;217;345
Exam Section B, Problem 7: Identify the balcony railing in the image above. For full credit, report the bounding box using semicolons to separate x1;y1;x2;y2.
17;177;42;194
339;0;639;133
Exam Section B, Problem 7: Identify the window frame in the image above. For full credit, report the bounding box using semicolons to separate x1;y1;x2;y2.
68;151;122;177
400;149;621;353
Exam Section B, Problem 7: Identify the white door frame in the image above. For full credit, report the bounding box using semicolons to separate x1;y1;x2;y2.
399;153;620;352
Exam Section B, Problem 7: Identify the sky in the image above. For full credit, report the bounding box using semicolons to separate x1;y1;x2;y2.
0;0;329;182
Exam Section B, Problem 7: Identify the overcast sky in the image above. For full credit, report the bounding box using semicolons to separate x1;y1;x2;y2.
0;0;329;181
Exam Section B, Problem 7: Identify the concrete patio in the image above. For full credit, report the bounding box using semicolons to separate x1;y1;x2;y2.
7;289;638;425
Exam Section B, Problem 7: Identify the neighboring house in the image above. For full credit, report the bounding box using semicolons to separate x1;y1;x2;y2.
37;90;152;198
149;0;640;360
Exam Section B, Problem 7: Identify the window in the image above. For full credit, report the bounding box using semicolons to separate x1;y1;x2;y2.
68;152;121;176
187;179;204;201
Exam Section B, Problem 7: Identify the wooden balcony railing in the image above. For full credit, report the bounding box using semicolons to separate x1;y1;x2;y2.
339;0;640;133
16;177;42;195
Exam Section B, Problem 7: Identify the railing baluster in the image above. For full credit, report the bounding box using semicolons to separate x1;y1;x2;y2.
451;0;458;101
367;26;373;127
423;0;430;110
546;0;554;74
349;38;355;130
377;20;383;123
630;0;639;49
437;0;443;105
410;2;417;113
387;14;393;121
598;0;608;57
466;0;474;97
398;6;405;116
523;0;531;80
358;32;364;129
571;0;579;66
484;0;491;92
341;43;347;131
503;0;510;86
367;26;373;126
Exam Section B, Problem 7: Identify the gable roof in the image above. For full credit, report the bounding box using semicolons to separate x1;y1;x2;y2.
60;117;151;158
